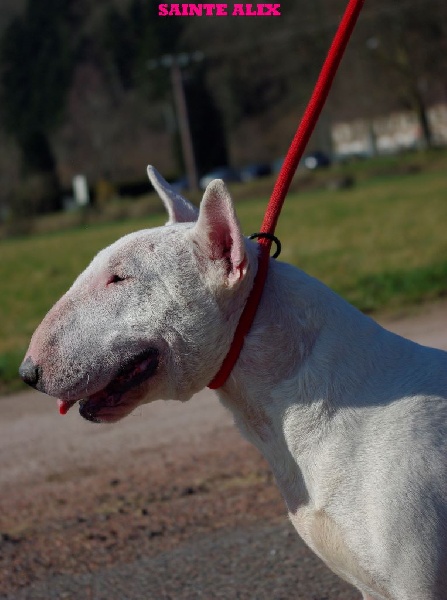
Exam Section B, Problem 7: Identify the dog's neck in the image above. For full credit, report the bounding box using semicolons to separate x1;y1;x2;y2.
217;259;388;512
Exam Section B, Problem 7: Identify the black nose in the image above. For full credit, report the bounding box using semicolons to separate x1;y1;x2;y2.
19;356;41;388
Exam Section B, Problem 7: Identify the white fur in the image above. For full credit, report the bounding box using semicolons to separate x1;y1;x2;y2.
22;168;447;600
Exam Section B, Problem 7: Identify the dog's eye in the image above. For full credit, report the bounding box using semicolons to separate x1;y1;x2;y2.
107;274;126;285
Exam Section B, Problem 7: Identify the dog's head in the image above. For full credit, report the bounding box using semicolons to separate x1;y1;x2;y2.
19;167;256;422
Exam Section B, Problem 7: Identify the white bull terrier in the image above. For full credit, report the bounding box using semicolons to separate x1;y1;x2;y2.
20;167;447;600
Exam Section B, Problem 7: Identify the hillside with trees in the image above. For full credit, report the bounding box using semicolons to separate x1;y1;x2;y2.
0;0;446;218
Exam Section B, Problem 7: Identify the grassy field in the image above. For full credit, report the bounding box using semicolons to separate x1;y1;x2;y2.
1;154;447;393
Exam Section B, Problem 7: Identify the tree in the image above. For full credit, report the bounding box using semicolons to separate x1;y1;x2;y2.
366;1;447;148
101;0;183;98
101;0;228;175
0;0;78;212
183;62;228;174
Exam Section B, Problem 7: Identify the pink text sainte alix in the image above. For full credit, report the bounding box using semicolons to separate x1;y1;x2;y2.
158;4;281;17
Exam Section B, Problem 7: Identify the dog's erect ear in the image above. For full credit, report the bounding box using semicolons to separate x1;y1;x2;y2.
147;165;199;224
193;179;246;287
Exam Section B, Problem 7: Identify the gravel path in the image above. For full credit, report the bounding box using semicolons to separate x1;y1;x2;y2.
1;301;446;600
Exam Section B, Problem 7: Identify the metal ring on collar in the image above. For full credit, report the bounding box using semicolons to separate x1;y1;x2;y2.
249;232;282;259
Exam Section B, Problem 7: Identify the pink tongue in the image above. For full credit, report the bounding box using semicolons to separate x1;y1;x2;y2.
58;399;72;415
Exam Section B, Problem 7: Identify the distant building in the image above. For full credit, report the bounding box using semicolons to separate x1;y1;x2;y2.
332;104;447;158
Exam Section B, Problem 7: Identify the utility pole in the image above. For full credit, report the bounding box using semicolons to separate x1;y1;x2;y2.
148;53;203;191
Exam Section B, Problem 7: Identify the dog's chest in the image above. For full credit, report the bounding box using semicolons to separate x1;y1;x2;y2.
289;507;381;594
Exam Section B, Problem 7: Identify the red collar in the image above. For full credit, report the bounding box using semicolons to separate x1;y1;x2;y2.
208;0;365;389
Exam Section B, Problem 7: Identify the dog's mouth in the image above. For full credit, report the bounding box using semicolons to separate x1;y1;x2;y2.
58;348;159;422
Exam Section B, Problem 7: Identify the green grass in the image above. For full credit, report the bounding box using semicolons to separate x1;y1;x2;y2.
257;170;447;312
1;158;447;393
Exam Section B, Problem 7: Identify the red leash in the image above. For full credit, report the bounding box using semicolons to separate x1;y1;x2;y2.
208;0;365;389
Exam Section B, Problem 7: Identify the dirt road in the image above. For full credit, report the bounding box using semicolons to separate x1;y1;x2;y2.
1;302;446;599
